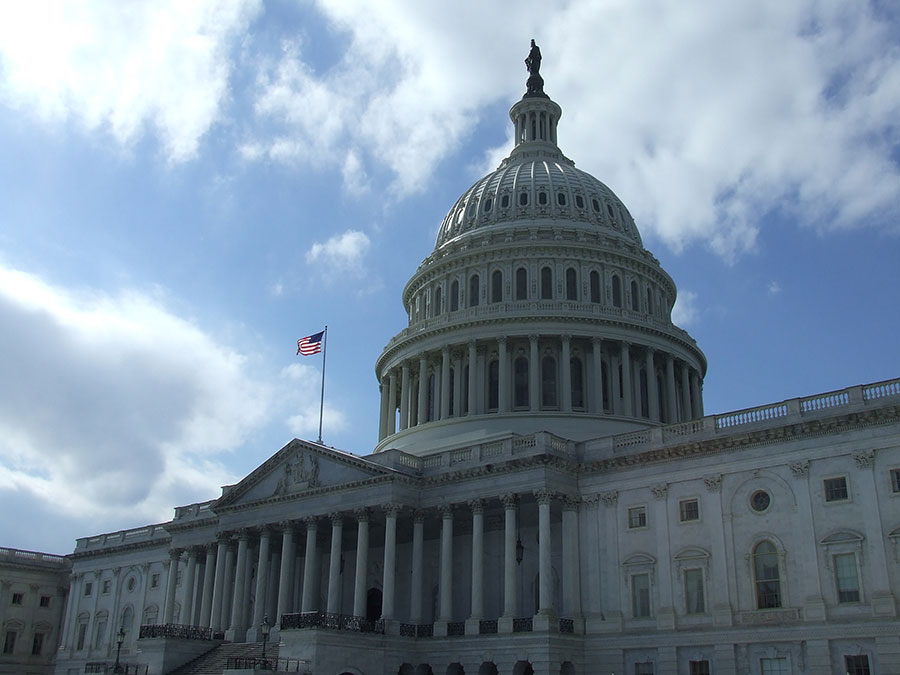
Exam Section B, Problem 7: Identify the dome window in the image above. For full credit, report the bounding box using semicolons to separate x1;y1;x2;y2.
541;356;558;408
469;275;480;307
487;360;499;411
541;266;553;300
538;191;548;206
514;357;529;408
491;270;503;303
434;286;442;316
468;203;477;218
607;203;615;219
515;267;528;300
646;288;654;315
575;195;585;209
592;198;601;213
612;274;622;308
483;198;493;213
571;357;585;409
590;271;601;303
631;280;639;311
519;192;529;206
566;267;577;300
501;194;510;208
450;280;459;312
557;192;567;206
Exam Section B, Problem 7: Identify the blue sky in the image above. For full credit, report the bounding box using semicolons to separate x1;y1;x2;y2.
0;1;898;554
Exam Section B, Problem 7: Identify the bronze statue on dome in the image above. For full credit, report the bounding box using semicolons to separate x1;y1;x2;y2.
524;39;545;97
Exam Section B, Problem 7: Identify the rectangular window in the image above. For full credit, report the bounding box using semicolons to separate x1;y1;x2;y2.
76;623;87;651
83;582;93;597
93;620;107;649
834;552;861;603
628;506;647;529
634;664;654;675
689;661;710;675
679;498;699;522
631;573;651;618
891;469;900;493
760;657;790;675
824;476;849;502
845;655;871;675
684;568;705;614
31;633;44;656
11;592;23;605
2;631;15;655
102;580;111;594
151;574;160;589
39;595;51;608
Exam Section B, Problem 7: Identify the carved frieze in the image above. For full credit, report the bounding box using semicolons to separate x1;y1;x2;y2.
788;461;809;478
853;449;876;469
273;450;321;496
703;474;722;492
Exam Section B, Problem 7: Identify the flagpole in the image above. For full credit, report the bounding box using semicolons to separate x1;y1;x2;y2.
317;325;327;444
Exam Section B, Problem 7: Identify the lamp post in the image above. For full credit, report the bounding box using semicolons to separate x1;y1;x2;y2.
113;627;125;674
260;615;271;670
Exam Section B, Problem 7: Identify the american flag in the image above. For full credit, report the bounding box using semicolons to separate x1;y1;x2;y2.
297;330;324;356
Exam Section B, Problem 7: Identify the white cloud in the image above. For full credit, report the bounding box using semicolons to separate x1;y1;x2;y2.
672;290;699;327
0;265;272;526
306;229;371;274
768;281;782;295
0;0;261;162
280;363;346;438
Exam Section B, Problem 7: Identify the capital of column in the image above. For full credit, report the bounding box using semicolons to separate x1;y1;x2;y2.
599;490;618;507
501;493;519;510
439;504;454;519
591;336;602;348
533;489;554;506
186;545;203;558
413;509;426;524
279;519;297;533
561;334;571;344
235;528;251;541
529;334;538;344
562;495;580;511
853;450;876;469
303;516;318;530
216;532;232;544
354;508;370;523
382;503;402;518
469;498;484;514
169;548;184;561
329;512;344;525
498;336;508;346
442;344;451;356
255;525;272;538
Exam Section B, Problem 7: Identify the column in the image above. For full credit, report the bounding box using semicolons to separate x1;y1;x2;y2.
620;342;633;416
440;346;451;419
535;491;554;616
529;335;540;411
221;541;236;632
466;499;484;635
467;340;478;416
378;379;389;441
182;548;198;626
399;363;410;430
592;338;604;414
691;370;703;418
326;514;343;614
680;362;692;421
853;451;896;616
247;528;271;640
562;497;582;625
276;523;296;620
651;484;675;629
353;509;369;618
59;573;80;649
561;335;572;412
437;505;454;623
382;505;399;622
665;353;677;423
417;354;428;425
227;530;250;639
452;351;463;416
645;348;659;421
210;535;229;631
410;511;424;624
199;544;216;628
500;494;518;630
163;549;182;624
388;370;398;435
301;518;319;612
498;337;510;412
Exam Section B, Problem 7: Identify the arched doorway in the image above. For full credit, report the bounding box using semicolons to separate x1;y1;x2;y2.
366;587;383;622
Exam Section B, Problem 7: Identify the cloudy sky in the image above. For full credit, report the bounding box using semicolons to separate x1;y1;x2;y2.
1;1;898;554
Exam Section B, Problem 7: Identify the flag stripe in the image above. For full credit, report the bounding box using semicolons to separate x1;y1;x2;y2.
297;330;324;356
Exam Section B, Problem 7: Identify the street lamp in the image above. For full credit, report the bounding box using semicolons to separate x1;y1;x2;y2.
113;627;126;674
259;615;271;670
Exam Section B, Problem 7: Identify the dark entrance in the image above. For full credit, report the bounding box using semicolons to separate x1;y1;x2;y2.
366;587;383;622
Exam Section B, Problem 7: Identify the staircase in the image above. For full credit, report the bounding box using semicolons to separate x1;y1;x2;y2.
167;641;280;674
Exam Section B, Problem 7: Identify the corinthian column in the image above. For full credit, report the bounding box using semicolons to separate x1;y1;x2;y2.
410;510;424;624
561;334;572;412
276;522;296;620
353;509;369;618
247;528;271;641
199;544;216;628
466;499;484;635
498;337;509;412
182;547;198;626
382;504;400;622
163;549;182;624
210;535;229;631
435;505;454;632
326;514;343;614
226;530;250;640
440;346;451;419
467;340;478;416
388;370;398;435
499;494;518;633
417;354;429;425
399;362;410;430
301;518;319;612
535;490;555;619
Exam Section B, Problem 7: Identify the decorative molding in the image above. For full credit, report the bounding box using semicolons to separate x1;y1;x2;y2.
501;493;518;509
354;508;370;523
853;450;876;469
383;503;402;517
534;489;554;505
599;491;618;507
788;460;809;478
469;498;484;515
703;474;722;492
650;483;668;500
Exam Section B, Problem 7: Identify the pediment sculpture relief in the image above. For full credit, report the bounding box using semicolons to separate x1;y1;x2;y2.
274;450;321;496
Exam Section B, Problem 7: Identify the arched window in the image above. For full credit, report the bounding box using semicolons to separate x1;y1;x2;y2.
434;286;442;316
571;357;584;409
541;356;558;408
612;275;622;308
541;267;553;300
450;280;459;312
590;271;601;303
119;606;134;643
519;191;529;206
753;541;782;609
566;267;577;300
487;360;499;411
631;280;639;311
514;356;529;408
491;270;503;303
516;267;528;300
646;287;653;315
469;274;480;307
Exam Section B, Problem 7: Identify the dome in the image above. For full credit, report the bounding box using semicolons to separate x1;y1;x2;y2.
374;48;706;455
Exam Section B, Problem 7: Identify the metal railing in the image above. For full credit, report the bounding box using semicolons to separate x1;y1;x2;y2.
84;663;148;674
138;623;213;640
225;656;310;672
280;611;384;634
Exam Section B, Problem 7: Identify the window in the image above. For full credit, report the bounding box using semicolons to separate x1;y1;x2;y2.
679;499;699;522
592;198;601;213
514;357;529;408
126;577;137;593
501;194;510;208
102;580;111;594
540;266;553;299
2;631;15;655
689;661;710;675
589;271;601;303
575;194;584;209
94;617;107;649
487;360;499;411
607;203;616;219
760;657;789;675
634;664;654;675
565;267;577;300
750;490;771;512
538;191;548;205
76;622;87;651
845;655;871;675
631;573;651;617
684;568;705;614
557;192;567;206
450;280;459;311
434;286;442;316
483;198;493;212
31;632;44;656
647;287;654;314
541;356;557;408
753;541;781;609
570;357;584;409
891;468;900;492
469;275;480;307
83;582;93;597
612;275;622;308
11;592;23;605
631;280;639;310
39;595;51;608
628;506;647;529
519;191;529;206
824;476;849;502
151;574;160;589
515;267;528;300
491;270;503;303
834;552;860;603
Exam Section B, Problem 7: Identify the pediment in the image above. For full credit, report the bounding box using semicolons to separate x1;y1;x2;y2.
820;529;864;545
215;439;393;509
623;553;656;567
674;546;710;562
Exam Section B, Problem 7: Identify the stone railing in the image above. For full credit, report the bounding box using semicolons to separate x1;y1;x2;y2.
138;624;213;641
0;547;68;569
512;617;533;633
76;525;169;552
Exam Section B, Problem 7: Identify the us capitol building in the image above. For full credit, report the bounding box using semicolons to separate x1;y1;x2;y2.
3;44;900;675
